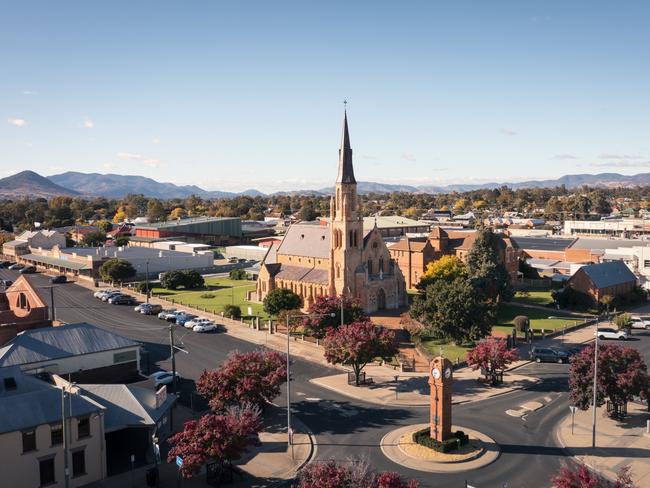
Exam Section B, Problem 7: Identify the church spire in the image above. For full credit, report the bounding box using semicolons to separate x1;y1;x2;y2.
336;108;356;184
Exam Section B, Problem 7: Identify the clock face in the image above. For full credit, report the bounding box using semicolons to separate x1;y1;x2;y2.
431;368;441;379
444;367;452;379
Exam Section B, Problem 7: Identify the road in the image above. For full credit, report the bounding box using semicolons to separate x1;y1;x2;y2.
4;269;649;487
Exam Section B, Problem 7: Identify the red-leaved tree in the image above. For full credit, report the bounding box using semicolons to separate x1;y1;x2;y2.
294;459;419;488
466;337;518;385
197;350;287;411
323;319;397;386
304;295;366;339
569;343;649;418
551;464;635;488
167;405;263;478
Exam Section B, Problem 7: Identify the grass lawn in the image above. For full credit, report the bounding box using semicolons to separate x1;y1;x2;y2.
417;338;471;363
493;303;581;335
512;290;554;307
151;277;268;319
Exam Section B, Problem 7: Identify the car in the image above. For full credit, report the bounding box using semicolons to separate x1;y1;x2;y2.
50;275;67;284
8;263;24;270
135;303;163;315
108;294;136;305
175;313;197;326
157;309;178;320
94;289;118;299
595;327;628;340
193;323;218;333
184;317;212;329
165;311;187;322
1;279;13;288
629;316;650;330
19;265;37;274
150;371;181;388
0;261;11;267
101;291;123;302
530;346;570;364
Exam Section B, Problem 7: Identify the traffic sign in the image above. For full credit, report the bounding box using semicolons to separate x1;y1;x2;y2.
569;406;578;414
176;455;183;468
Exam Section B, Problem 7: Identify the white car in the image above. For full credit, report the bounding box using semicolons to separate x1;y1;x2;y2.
629;316;650;329
595;327;628;340
94;289;118;299
184;317;212;329
157;309;177;320
193;323;218;333
150;371;181;388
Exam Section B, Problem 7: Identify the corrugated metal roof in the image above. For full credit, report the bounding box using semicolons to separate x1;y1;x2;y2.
0;323;140;367
574;261;637;289
569;238;649;250
21;253;91;270
276;223;331;259
510;236;575;251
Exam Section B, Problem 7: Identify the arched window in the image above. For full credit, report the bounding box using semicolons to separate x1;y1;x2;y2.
379;258;384;273
353;230;358;247
17;293;29;310
336;264;341;278
349;231;353;247
367;259;373;275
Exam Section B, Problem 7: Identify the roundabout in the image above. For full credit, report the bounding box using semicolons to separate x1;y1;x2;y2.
380;423;500;473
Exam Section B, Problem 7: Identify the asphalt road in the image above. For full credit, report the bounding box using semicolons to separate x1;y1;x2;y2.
5;269;649;487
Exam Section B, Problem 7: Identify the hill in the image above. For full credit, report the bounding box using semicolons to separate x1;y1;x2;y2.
0;170;81;198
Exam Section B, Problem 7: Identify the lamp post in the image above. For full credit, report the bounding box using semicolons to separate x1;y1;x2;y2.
145;260;150;304
285;311;335;449
592;314;600;448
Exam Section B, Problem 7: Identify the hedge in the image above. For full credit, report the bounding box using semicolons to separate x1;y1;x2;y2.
412;428;469;453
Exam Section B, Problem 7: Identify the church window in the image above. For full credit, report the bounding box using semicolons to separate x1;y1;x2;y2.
353;231;358;247
367;259;373;275
372;241;378;249
336;264;340;278
379;258;384;273
349;231;353;247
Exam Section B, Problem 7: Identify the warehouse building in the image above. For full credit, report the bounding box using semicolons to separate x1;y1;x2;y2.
133;216;242;246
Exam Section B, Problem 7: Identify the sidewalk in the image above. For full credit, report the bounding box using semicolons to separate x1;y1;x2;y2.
556;402;650;486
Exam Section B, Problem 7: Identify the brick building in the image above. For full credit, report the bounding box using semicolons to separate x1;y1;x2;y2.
567;260;637;305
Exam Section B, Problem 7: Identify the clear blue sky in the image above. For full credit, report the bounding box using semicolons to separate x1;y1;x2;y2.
2;1;649;192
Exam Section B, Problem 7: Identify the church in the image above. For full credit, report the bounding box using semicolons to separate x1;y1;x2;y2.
256;111;407;313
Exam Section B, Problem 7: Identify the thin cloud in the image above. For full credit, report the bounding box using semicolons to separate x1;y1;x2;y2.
117;152;160;168
590;161;650;168
21;90;37;95
152;137;161;144
102;162;117;169
401;153;416;162
500;128;517;136
142;159;160;168
598;154;643;160
361;154;377;160
48;166;64;172
8;118;27;127
551;154;578;160
82;117;95;129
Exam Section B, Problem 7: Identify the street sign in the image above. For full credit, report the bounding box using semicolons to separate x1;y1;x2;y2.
569;406;578;414
176;455;183;468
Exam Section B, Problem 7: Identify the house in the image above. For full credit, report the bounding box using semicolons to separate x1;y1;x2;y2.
0;322;142;383
0;367;106;488
387;237;436;289
567;260;637;305
2;230;67;258
0;274;51;345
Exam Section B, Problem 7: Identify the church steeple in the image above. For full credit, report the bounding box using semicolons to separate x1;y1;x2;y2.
336;110;356;184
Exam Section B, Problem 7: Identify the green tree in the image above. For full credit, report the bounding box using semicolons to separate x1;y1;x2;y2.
466;229;513;302
99;258;136;283
96;220;113;234
147;199;167;222
82;230;106;247
263;288;302;316
114;236;130;247
298;202;317;222
223;304;242;319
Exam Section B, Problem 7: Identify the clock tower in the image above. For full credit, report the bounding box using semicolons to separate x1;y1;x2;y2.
429;356;453;442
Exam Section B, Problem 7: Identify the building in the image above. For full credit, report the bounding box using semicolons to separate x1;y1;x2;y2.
387;238;436;289
133;216;242;246
563;219;650;238
567;260;637;305
0;322;142;383
256;112;407;313
223;245;269;262
319;215;431;239
0;275;51;345
0;367;106;488
2;230;67;258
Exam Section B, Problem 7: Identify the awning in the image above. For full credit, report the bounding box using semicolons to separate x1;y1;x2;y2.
21;253;91;270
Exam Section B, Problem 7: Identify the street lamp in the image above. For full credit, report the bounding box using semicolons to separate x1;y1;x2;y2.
145;260;150;304
285;311;335;450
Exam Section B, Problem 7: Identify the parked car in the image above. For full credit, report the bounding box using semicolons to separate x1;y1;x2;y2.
175;313;197;326
595;327;628;340
193;323;218;333
150;371;181;388
102;291;124;302
0;279;13;288
184;317;212;329
0;261;12;267
19;265;37;274
50;275;67;284
135;303;163;315
530;346;570;364
166;311;187;323
94;289;118;299
8;263;24;270
629;316;650;330
108;294;136;305
157;309;178;320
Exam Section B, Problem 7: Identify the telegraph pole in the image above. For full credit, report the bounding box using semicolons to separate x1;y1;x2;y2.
592;315;599;448
145;260;150;304
50;286;56;322
61;386;69;488
169;323;177;429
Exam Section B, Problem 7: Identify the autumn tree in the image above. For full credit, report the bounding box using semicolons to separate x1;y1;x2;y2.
569;343;649;419
417;255;467;289
167;405;262;478
466;337;518;385
295;459;419;488
197;350;286;411
263;288;303;317
303;295;366;339
99;258;136;283
323;319;397;386
96;220;113;234
551;464;634;488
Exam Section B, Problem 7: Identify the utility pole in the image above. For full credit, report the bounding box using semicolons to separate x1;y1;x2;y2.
145;260;150;304
50;286;56;322
286;313;291;448
169;323;177;429
61;386;70;488
592;315;599;448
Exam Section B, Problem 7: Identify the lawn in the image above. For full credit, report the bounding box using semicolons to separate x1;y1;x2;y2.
151;277;268;319
511;290;554;307
417;338;471;364
493;303;582;335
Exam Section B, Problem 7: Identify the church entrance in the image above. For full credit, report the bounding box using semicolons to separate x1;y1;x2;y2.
377;288;386;310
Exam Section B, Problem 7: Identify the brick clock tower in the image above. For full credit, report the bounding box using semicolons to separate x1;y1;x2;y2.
429;356;453;442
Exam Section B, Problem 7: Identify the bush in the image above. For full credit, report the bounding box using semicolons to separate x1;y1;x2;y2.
412;428;469;453
133;282;149;294
200;293;216;299
552;287;592;309
229;268;248;280
263;288;302;316
160;269;205;290
614;313;632;329
223;304;242;319
513;315;529;333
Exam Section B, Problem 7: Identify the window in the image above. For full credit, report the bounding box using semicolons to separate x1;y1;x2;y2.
113;350;137;364
72;450;86;477
22;429;36;453
379;258;384;273
367;259;373;275
644;260;650;268
17;292;29;310
39;458;56;486
77;417;90;439
50;423;63;446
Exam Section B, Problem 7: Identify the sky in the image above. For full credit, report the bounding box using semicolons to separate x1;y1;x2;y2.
2;1;650;193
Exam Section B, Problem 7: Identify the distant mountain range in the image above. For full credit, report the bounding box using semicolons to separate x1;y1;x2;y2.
1;170;650;199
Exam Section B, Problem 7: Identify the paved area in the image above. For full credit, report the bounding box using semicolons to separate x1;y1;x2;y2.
556;402;650;486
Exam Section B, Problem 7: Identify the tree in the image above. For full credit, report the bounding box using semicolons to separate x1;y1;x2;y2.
303;295;366;339
197;350;286;411
614;313;632;330
295;459;419;488
167;405;262;478
417;255;467;289
96;220;113;234
99;258;136;283
222;304;242;319
410;277;494;344
569;343;649;419
600;294;614;315
146;199;166;222
551;464;634;488
323;319;397;386
513;315;530;333
160;269;204;290
82;230;106;247
169;207;187;220
114;236;130;247
229;268;248;280
466;337;518;385
263;288;302;316
466;229;513;302
298;202;317;221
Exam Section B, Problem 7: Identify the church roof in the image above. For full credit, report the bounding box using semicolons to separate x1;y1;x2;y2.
276;223;331;259
389;238;429;252
274;265;329;285
336;111;356;184
429;226;448;239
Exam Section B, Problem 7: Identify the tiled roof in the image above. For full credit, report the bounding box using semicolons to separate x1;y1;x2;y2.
274;265;329;285
276;223;331;259
388;238;429;252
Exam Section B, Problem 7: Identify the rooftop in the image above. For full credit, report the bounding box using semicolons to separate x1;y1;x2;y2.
574;260;637;289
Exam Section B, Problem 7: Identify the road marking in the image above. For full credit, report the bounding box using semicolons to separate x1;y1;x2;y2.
295;392;305;396
521;401;544;412
305;397;322;401
506;409;526;417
